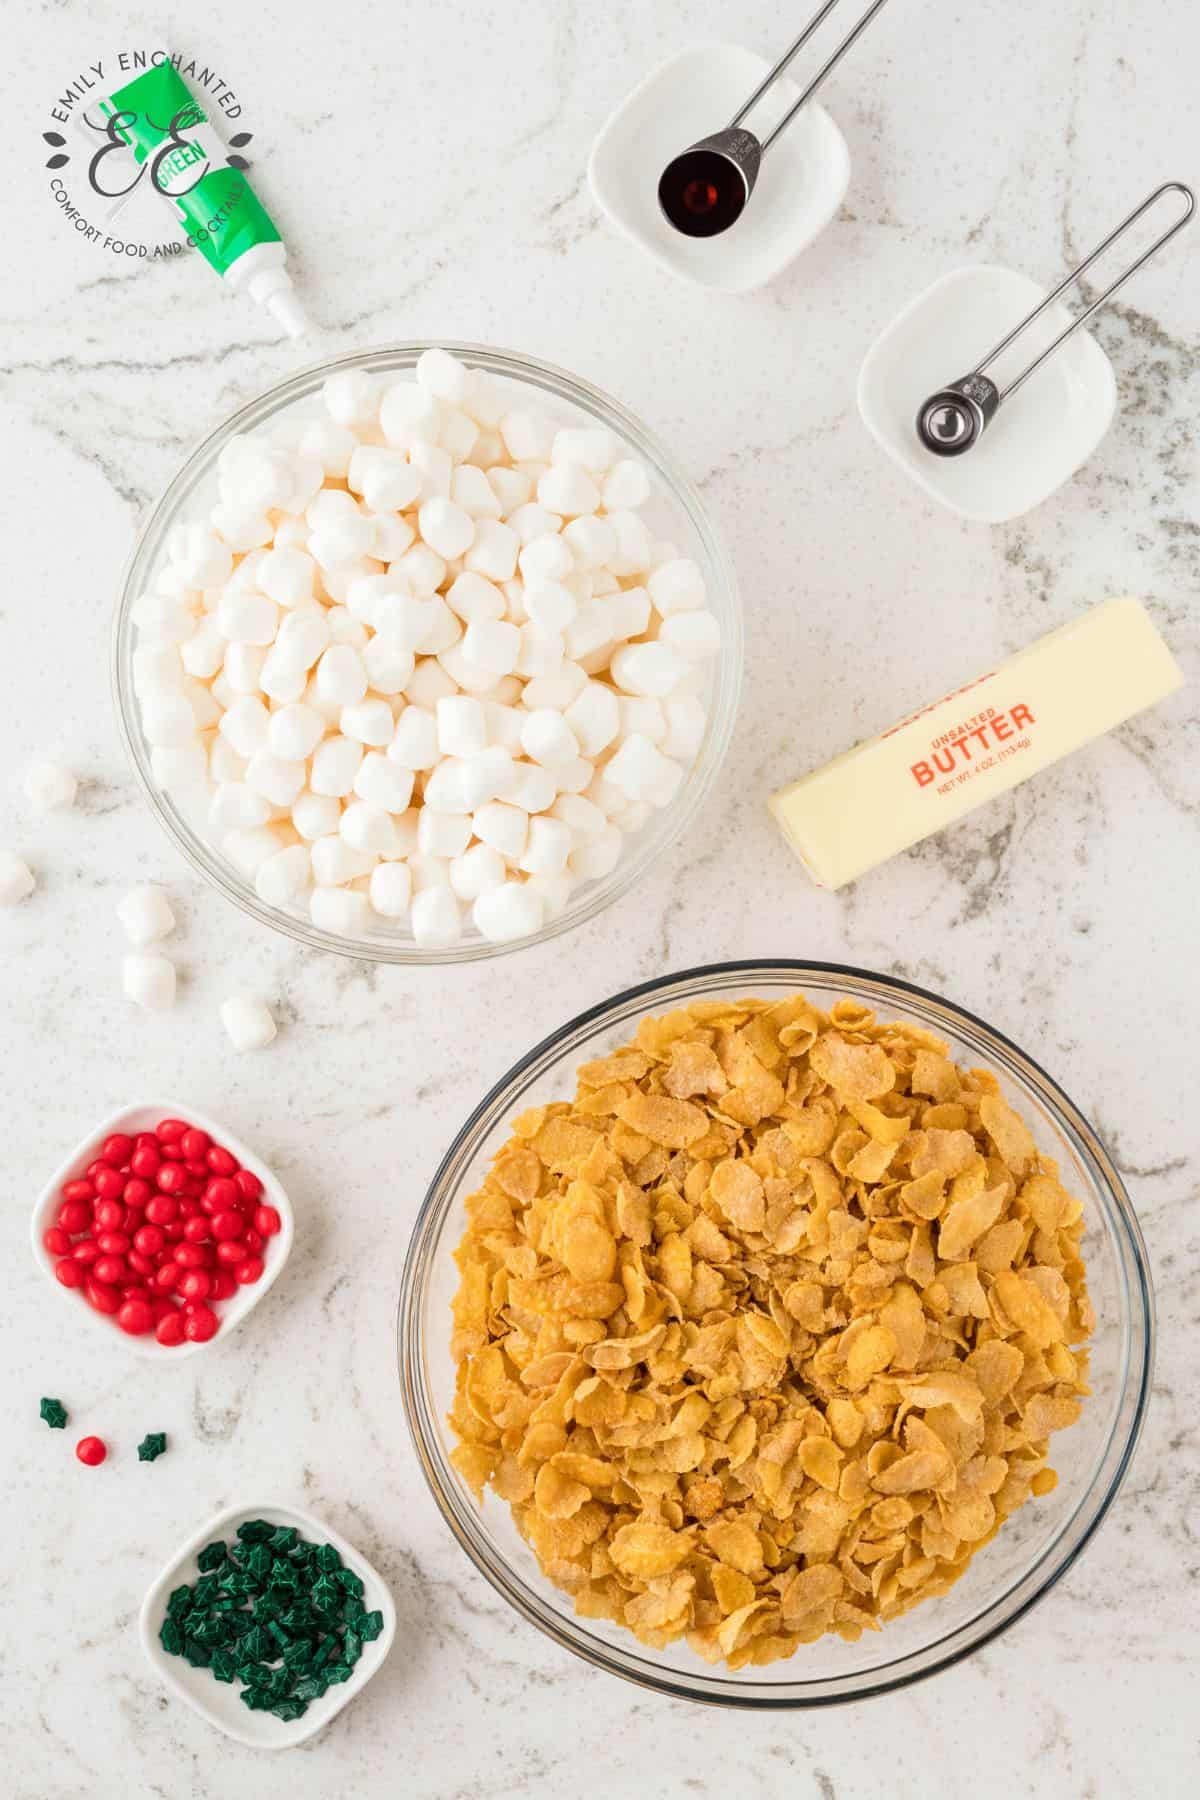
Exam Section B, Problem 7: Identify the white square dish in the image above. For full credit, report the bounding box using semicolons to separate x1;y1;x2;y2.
588;43;850;292
139;1500;397;1748
856;264;1117;523
29;1100;294;1360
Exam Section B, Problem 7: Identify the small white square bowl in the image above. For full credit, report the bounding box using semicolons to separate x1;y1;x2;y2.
29;1100;294;1360
588;42;850;292
856;264;1117;523
139;1500;397;1749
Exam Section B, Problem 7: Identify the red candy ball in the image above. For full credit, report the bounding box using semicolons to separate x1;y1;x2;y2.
178;1268;212;1302
93;1200;125;1233
96;1231;131;1256
94;1166;126;1202
43;1225;72;1256
102;1133;134;1166
157;1118;188;1141
92;1254;127;1286
130;1145;161;1179
155;1308;185;1346
123;1176;153;1207
175;1243;210;1269
127;1249;156;1277
206;1144;238;1177
76;1435;107;1466
85;1279;121;1315
156;1162;188;1194
182;1215;212;1244
209;1268;237;1301
154;1261;181;1292
215;1240;246;1266
234;1257;264;1285
180;1128;210;1159
211;1210;244;1242
144;1194;178;1226
63;1178;95;1204
117;1297;154;1335
183;1303;218;1342
234;1168;263;1203
55;1257;84;1289
254;1204;282;1238
134;1225;166;1256
72;1238;101;1264
241;1229;264;1256
57;1199;92;1234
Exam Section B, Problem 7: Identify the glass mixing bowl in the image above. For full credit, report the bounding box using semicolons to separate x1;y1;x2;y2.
398;961;1153;1706
113;343;741;963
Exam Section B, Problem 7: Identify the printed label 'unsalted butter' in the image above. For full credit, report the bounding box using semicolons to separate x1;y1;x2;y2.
768;597;1184;889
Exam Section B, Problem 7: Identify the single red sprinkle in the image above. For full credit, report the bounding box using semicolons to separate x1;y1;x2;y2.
76;1435;107;1466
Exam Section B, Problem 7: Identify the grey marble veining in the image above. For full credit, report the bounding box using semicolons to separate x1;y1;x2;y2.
3;1;1197;1795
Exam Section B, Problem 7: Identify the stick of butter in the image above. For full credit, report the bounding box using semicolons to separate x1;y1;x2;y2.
768;597;1184;889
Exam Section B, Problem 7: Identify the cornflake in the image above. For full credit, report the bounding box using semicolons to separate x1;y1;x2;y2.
447;993;1093;1668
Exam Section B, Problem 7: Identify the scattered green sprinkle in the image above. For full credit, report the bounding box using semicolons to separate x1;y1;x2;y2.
39;1397;68;1430
137;1431;167;1463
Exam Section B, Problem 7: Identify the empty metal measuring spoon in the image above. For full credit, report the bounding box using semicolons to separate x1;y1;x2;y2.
916;182;1196;456
657;0;893;237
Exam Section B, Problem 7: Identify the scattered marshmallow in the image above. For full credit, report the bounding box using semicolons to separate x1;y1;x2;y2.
117;884;175;945
220;994;278;1051
123;952;176;1010
0;851;36;905
24;762;77;812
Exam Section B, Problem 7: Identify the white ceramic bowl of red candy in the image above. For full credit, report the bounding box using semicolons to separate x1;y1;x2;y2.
30;1102;294;1358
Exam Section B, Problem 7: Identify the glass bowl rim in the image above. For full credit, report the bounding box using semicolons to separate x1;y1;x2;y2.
397;956;1155;1707
111;339;742;965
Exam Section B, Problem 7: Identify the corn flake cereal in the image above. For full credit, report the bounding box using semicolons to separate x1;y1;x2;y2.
447;994;1093;1668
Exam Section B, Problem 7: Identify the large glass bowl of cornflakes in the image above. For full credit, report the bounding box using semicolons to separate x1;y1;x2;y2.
398;962;1153;1705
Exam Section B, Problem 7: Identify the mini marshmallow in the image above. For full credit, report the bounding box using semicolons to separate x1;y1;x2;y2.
371;593;437;653
523;871;574;919
439;407;479;462
255;844;311;907
551;426;618;472
211;503;274;552
306;487;360;530
403;657;458;708
438;642;497;694
117;884;175;944
659;610;721;660
414;597;462;655
346;567;396;625
340;698;396;747
564;600;615;662
610;641;687;698
445;571;505;624
411;885;462;948
133;590;195;643
551;793;606;838
484;702;525;754
488;465;534;512
466;427;505;469
602;459;651;510
341;800;400;857
569;825;623;881
647;557;706;615
437;695;488;758
169;522;234;589
309;516;377;570
564;681;621;757
292;789;342;840
563;515;617;571
323;368;378;427
311;835;375;886
464;519;519;582
209;781;271;832
0;851;35;905
380;381;442;449
408;852;452;892
316;644;368;708
276;609;332;669
223;828;286;878
449;842;507;901
369;860;413;918
152;742;208;791
123;952;176;1010
244;750;307;808
217;589;278;646
500;408;555;462
410;440;453;501
258;648;309;706
133;642;184;697
269;702;325;762
553;754;594;795
310;886;371;936
521;709;579;767
416;346;473;405
271;515;310;551
219;695;271;756
324;555;387;606
451;463;502;519
220;993;278;1051
186;681;222;730
662;695;708;759
310;734;364;797
180;619;227;680
515;623;564;678
462;618;520;674
299;416;358;477
389;706;440;770
509;504;563;549
364;638;416;695
605;585;652;641
537;464;600;517
347;445;422;512
394;542;446;598
461;745;518;808
258;546;316;610
606;512;654;578
24;762;77;812
209;736;247;783
524;579;578;632
418;808;472;858
505;762;558;813
369;512;416;562
604;733;677;803
423;758;472;813
473;881;543;944
472;800;528;860
522;663;587;711
616;695;667;745
519;815;572;875
647;754;684;808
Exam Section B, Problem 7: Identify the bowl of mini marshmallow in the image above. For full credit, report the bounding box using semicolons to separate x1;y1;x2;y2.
113;344;741;962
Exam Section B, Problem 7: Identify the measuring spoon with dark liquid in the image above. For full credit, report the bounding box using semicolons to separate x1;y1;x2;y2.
658;0;892;238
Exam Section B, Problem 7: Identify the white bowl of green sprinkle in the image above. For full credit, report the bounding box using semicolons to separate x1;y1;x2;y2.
139;1500;396;1748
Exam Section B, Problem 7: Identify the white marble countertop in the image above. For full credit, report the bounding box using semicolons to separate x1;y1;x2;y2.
4;0;1197;1794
